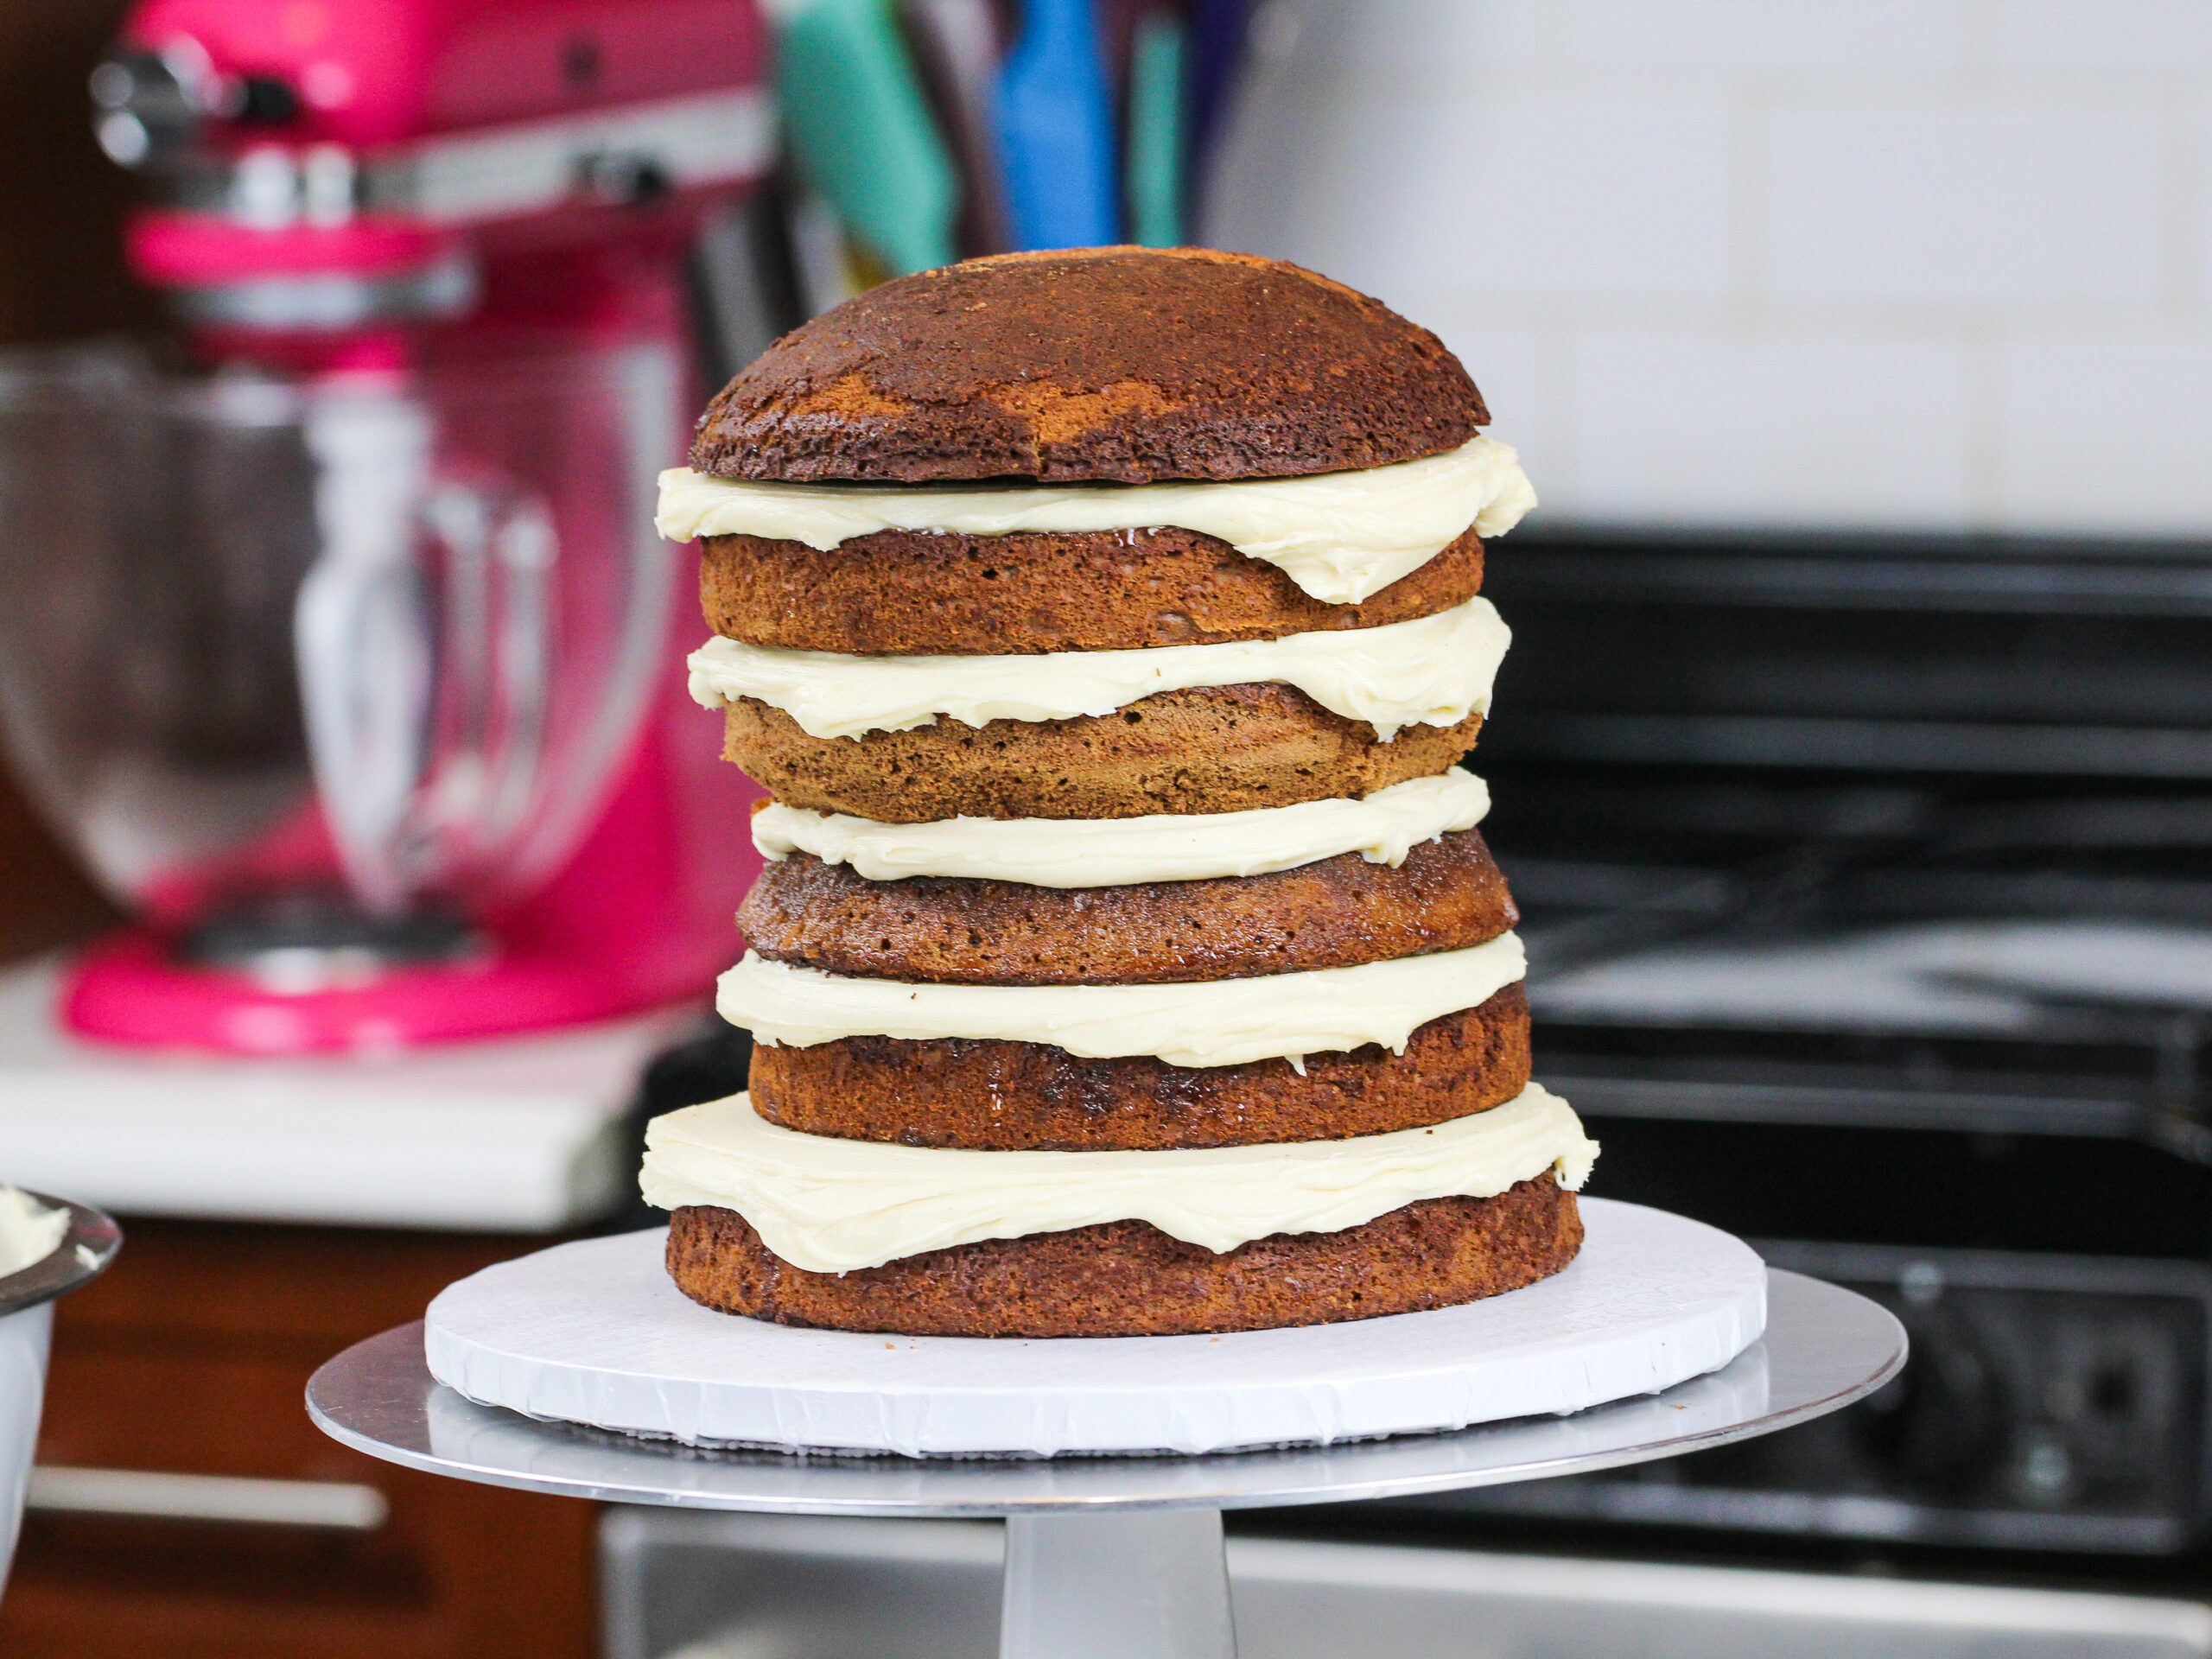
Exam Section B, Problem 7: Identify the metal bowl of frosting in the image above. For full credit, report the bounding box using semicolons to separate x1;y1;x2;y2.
0;1190;121;1593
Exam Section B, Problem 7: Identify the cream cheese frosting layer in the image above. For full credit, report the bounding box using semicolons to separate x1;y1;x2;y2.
754;770;1493;887
689;595;1510;743
657;434;1537;606
717;932;1526;1069
640;1084;1598;1273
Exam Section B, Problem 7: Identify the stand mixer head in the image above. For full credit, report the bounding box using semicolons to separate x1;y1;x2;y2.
91;0;773;351
0;0;774;1053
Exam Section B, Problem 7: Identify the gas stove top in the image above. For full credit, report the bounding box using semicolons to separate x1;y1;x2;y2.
1493;761;2212;1167
1363;528;2212;1565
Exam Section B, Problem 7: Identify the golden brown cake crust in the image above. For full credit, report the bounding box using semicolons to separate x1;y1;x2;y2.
721;687;1484;823
739;829;1515;986
748;985;1530;1151
700;525;1485;654
690;248;1486;485
664;1176;1580;1338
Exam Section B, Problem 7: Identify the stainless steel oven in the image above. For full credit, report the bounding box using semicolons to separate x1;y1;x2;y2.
599;1510;2212;1659
604;524;2212;1655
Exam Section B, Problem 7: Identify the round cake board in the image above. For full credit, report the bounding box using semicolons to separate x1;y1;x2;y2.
424;1198;1766;1459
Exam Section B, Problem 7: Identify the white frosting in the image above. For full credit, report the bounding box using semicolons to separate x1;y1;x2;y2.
639;1084;1597;1273
656;435;1537;605
689;595;1509;743
753;770;1493;887
0;1185;67;1279
718;932;1526;1070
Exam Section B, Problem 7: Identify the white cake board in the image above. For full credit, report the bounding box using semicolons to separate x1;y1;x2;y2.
423;1198;1765;1458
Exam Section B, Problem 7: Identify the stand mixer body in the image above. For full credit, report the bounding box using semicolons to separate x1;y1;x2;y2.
0;0;774;1052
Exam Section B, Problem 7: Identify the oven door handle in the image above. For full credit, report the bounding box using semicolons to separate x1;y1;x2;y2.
25;1465;389;1531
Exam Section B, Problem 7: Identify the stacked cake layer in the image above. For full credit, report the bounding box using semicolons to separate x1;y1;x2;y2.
642;247;1598;1338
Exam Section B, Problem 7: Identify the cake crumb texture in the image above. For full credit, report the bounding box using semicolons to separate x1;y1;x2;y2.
747;985;1530;1151
700;524;1485;654
721;688;1485;823
740;830;1514;986
664;1175;1580;1338
691;248;1487;485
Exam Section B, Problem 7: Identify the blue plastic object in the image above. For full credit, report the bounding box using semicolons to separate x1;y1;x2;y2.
995;0;1121;249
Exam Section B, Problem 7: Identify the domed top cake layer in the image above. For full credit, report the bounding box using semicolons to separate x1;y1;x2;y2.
690;247;1488;485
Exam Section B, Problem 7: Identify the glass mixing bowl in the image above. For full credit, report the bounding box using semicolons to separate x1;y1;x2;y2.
0;340;677;964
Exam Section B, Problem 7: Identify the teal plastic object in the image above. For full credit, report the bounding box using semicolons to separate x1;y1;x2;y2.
996;0;1121;249
777;0;960;275
1124;9;1187;247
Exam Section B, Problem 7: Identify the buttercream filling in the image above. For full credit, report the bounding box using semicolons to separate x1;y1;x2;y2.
755;770;1492;887
718;932;1526;1070
656;434;1537;606
0;1185;66;1278
639;1084;1596;1273
689;595;1509;743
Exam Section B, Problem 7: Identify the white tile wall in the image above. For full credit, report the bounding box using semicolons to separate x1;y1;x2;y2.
1766;111;2165;306
1572;334;1974;527
1338;0;1546;68
1998;340;2212;532
1205;0;2212;537
1563;0;1963;73
1439;105;1737;298
2196;115;2212;310
1995;0;2212;74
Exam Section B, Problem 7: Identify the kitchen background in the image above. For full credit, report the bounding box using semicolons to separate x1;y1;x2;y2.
0;0;146;965
4;2;2212;1656
1211;0;2212;538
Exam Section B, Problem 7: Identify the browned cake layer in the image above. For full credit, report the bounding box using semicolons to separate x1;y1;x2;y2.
691;248;1485;485
665;1175;1580;1338
722;687;1485;823
700;525;1484;654
749;986;1529;1151
740;829;1514;986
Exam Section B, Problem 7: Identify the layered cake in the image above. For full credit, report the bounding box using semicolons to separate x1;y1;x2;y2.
643;247;1599;1338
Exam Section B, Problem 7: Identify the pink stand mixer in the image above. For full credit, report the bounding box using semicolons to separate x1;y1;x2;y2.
0;0;775;1054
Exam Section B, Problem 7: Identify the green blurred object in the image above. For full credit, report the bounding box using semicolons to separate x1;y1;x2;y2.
776;0;960;276
1124;9;1188;248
